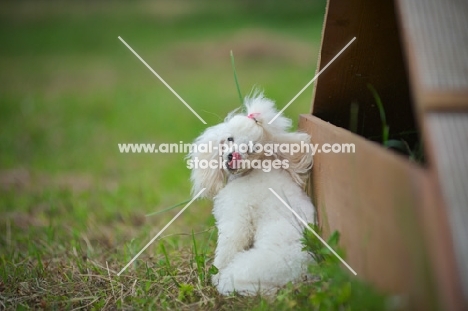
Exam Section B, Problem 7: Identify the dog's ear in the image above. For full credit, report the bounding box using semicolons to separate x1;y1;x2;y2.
274;131;313;186
188;124;226;199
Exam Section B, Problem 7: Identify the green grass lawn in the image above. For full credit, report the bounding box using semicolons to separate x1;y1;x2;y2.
0;1;389;309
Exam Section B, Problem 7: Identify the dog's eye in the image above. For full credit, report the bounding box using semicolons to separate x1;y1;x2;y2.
227;137;234;142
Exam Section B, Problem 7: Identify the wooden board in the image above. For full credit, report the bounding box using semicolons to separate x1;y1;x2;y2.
299;114;465;310
395;0;468;111
424;112;468;301
307;0;468;308
395;0;468;302
312;0;417;144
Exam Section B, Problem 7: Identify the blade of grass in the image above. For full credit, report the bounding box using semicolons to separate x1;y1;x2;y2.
160;243;172;271
367;83;389;144
230;50;243;105
145;199;190;217
349;102;359;134
192;230;204;284
202;226;216;255
160;243;180;287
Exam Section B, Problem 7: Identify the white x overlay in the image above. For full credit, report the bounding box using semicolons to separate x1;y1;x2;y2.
117;188;206;276
116;36;358;277
269;188;357;275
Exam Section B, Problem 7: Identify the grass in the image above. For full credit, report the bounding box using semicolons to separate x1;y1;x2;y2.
367;84;390;145
294;225;389;311
366;84;425;163
0;0;390;309
230;51;244;105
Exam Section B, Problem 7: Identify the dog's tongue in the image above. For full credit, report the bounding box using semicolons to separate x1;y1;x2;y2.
229;152;241;169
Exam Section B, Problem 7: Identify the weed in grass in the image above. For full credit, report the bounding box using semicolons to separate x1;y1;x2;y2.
192;230;205;285
267;224;390;311
364;84;425;163
230;50;243;105
178;283;196;303
349;101;359;134
367;83;390;145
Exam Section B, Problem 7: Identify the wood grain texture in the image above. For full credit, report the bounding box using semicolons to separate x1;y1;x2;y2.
299;113;465;310
395;0;468;111
307;0;468;308
424;112;468;301
312;0;417;144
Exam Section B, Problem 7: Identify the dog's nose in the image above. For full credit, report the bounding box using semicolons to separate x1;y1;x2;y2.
228;153;233;161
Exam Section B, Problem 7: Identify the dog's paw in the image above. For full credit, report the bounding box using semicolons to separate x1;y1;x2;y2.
211;272;220;287
215;272;265;296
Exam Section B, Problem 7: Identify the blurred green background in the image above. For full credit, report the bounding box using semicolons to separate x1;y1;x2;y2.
0;0;325;289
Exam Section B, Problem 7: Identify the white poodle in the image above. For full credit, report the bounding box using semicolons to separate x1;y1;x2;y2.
188;92;316;295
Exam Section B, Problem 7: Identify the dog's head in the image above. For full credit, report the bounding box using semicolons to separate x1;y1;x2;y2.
188;91;313;199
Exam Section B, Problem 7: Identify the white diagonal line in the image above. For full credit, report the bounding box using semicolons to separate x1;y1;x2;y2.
269;37;356;124
117;188;206;276
118;36;207;124
268;188;357;275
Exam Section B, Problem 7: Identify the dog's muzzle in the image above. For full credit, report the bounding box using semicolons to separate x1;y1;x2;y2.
227;152;242;170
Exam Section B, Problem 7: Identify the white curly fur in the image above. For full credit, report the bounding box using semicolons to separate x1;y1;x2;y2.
189;92;316;295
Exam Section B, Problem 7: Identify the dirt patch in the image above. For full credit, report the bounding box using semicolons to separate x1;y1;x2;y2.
0;168;118;193
0;168;31;191
0;56;119;100
160;29;318;68
137;0;201;19
0;0;197;21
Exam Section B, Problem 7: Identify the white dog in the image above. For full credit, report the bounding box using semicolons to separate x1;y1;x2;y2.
189;92;316;295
